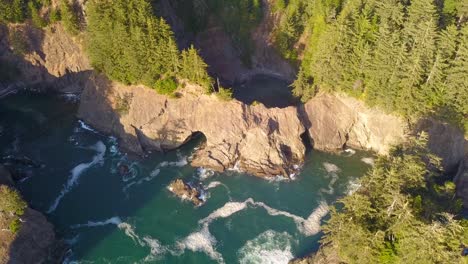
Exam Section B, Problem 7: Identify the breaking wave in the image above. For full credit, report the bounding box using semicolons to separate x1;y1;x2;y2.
238;230;294;264
47;141;106;213
197;167;215;180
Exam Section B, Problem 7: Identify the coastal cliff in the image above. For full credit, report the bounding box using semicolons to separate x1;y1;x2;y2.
0;166;63;264
77;74;306;177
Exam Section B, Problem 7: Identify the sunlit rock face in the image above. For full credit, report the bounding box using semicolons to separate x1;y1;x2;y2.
302;93;407;155
78;74;305;178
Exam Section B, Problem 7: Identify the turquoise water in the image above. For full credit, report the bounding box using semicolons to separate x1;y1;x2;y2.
0;93;373;263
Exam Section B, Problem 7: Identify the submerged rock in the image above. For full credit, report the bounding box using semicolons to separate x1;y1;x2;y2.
168;179;204;206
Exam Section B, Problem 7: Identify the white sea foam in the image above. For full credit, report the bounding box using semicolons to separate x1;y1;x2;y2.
160;153;188;167
205;181;223;190
71;216;123;228
177;224;224;263
78;120;98;133
72;216;166;259
48;141;106;213
124;154;188;193
143;236;165;262
197;167;215;180
323;162;341;173
227;161;242;173
344;148;356;155
238;230;294;264
60;93;80;103
320;172;339;195
200;198;328;237
361;157;375;166
200;200;249;225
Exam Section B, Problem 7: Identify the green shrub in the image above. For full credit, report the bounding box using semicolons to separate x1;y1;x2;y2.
216;87;233;101
28;1;47;28
0;0;27;23
155;78;178;95
49;8;60;23
9;218;21;233
0;186;27;216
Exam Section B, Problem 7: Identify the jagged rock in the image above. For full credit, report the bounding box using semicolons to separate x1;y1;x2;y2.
78;74;306;178
167;179;204;206
0;23;91;93
302;93;407;155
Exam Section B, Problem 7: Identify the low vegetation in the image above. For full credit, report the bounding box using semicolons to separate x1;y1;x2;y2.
216;86;233;101
0;185;27;234
321;134;467;263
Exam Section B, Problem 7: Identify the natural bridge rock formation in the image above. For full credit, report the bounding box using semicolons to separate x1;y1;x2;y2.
78;75;306;177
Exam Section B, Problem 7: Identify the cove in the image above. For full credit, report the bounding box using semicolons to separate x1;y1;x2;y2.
0;93;373;263
232;75;299;108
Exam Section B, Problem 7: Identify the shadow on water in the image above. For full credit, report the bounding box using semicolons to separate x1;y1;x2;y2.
232;75;300;108
0;92;209;262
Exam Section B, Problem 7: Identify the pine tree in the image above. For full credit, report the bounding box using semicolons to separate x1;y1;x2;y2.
60;0;79;35
365;0;406;111
398;0;439;116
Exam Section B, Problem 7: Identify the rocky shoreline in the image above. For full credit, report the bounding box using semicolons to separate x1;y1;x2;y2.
0;166;65;264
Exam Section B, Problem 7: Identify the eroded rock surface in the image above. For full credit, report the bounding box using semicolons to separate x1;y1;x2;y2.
0;23;91;93
78;74;306;177
167;179;204;206
302;93;407;155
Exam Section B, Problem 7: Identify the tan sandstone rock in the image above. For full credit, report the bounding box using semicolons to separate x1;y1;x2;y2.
167;179;204;206
302;93;408;155
78;74;306;178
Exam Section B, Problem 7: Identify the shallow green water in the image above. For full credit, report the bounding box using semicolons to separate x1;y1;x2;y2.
0;93;373;263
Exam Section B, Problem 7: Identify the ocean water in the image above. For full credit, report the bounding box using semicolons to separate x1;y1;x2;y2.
0;93;373;263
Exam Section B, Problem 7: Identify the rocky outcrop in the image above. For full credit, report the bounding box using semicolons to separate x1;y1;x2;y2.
0;23;91;93
78;74;306;177
167;179;204;206
301;93;407;155
0;166;64;264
